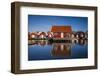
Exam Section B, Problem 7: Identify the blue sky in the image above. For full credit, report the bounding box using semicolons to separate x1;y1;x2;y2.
28;15;88;32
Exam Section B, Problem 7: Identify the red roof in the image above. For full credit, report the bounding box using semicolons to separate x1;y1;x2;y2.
51;26;72;33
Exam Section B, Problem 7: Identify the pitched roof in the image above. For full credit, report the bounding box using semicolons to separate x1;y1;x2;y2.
39;32;46;35
31;32;36;35
51;26;72;32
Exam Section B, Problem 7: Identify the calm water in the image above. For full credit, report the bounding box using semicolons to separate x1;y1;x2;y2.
28;39;88;61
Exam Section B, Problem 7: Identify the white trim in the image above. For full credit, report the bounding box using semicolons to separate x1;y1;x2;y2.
20;6;95;70
61;32;64;38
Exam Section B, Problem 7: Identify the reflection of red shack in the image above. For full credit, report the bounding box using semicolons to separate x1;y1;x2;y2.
51;26;72;38
52;43;71;56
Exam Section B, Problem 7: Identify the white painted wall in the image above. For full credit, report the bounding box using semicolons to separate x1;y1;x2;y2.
0;0;100;76
31;35;35;38
61;33;64;38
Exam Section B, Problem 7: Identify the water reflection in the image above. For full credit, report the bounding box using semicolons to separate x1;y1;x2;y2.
28;39;87;46
52;43;71;57
28;39;88;60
